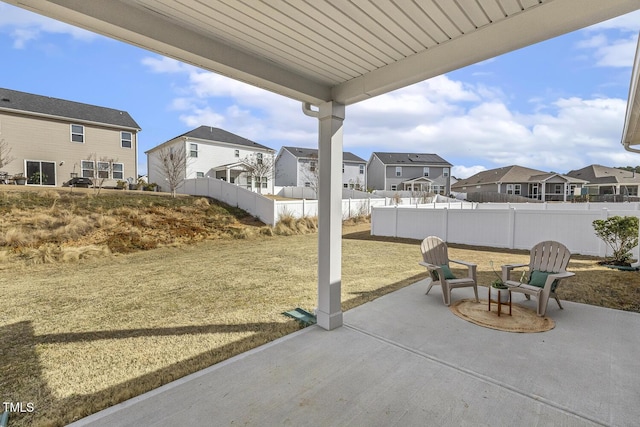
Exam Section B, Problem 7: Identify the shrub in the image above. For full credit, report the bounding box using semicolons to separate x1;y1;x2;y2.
592;215;639;265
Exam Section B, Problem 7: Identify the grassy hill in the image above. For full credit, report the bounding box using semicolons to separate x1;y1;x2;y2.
0;187;273;265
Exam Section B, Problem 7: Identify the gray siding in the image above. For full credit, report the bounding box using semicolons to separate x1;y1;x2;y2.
366;155;386;190
275;149;298;186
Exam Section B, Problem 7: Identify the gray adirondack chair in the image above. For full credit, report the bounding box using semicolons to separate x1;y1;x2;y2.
419;236;478;306
502;241;574;316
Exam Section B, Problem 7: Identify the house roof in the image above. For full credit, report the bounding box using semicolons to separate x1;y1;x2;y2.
170;126;274;152
281;146;365;163
566;164;640;185
451;165;585;189
372;152;451;167
0;87;140;130
7;1;637;107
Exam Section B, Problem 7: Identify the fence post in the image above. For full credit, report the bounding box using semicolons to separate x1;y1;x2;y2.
507;208;516;249
442;208;449;241
598;209;608;258
394;205;399;238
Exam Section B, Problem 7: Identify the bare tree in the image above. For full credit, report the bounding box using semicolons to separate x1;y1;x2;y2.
0;138;15;170
242;152;275;193
156;145;188;197
88;154;118;195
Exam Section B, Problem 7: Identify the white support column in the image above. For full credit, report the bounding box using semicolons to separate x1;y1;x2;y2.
316;101;345;330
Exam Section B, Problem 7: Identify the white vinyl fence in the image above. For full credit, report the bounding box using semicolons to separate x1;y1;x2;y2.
371;204;640;258
182;178;386;226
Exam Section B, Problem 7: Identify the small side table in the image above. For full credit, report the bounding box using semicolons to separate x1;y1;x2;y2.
488;287;512;317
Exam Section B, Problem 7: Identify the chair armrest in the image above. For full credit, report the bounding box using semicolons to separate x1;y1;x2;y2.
449;259;476;268
501;264;527;282
419;261;438;269
450;259;477;282
545;271;574;286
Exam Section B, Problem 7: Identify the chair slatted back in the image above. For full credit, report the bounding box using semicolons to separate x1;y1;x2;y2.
529;241;571;273
421;236;449;266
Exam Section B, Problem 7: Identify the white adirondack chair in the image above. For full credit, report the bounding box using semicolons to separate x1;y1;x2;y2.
502;241;575;317
419;236;478;306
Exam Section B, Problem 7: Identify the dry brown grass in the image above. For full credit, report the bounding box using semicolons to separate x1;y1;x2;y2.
0;189;638;426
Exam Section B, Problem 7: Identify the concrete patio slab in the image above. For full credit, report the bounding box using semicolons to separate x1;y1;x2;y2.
69;280;640;427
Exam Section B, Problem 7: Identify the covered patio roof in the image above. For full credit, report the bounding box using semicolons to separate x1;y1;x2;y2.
6;0;640;329
4;1;638;106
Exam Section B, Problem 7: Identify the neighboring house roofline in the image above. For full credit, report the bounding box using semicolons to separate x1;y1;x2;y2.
0;87;140;130
566;164;640;185
451;165;587;190
281;146;366;163
371;152;452;167
146;126;276;154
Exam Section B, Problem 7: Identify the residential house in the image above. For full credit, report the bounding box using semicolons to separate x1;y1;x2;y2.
451;165;587;201
366;152;452;194
146;126;276;193
275;146;367;190
566;164;640;199
0;87;140;187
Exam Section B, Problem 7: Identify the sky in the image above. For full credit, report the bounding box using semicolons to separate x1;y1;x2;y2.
0;4;639;179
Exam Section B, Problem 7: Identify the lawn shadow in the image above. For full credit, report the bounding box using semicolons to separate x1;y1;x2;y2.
342;273;428;312
1;320;300;426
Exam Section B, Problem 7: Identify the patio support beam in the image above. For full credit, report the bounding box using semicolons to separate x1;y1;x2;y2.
316;101;345;330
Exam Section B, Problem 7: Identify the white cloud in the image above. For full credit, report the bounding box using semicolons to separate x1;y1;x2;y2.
577;10;640;68
452;165;487;179
141;56;192;74
0;4;96;48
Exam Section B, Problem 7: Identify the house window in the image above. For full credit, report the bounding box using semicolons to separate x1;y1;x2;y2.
196;172;204;178
343;183;348;188
304;182;311;187
359;164;364;175
234;149;240;158
81;160;95;178
342;163;345;173
97;161;110;179
121;132;132;148
190;143;198;158
112;163;124;180
507;184;521;195
391;185;397;191
396;167;402;177
443;168;449;177
230;177;235;183
257;153;263;165
71;124;84;143
246;175;253;189
262;181;268;188
554;184;562;193
423;167;430;177
309;161;316;172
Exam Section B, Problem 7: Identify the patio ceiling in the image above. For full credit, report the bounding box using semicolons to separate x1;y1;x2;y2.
4;0;640;106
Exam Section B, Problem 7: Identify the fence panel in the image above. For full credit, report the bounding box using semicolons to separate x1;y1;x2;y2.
395;208;446;239
446;210;512;248
371;205;640;258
